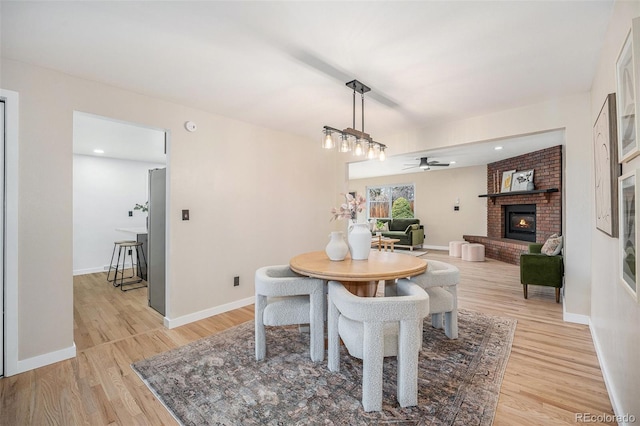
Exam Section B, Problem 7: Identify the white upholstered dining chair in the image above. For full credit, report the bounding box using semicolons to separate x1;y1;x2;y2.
327;279;429;412
254;265;325;362
397;259;459;339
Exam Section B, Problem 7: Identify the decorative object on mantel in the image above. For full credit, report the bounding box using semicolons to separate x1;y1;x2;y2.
618;169;639;303
501;170;515;192
616;21;640;163
325;231;349;261
594;93;620;237
131;309;516;425
330;193;370;260
322;79;387;161
510;169;534;192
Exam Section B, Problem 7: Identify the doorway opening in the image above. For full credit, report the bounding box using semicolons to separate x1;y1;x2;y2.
72;112;168;351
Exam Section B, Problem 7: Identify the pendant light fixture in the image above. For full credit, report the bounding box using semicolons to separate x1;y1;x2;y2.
322;80;387;161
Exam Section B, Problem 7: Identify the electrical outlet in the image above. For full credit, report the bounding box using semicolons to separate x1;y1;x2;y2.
234;276;240;287
454;206;460;211
182;209;190;220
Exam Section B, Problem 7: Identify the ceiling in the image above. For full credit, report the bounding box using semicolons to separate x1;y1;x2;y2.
73;112;167;164
2;1;613;174
349;129;565;179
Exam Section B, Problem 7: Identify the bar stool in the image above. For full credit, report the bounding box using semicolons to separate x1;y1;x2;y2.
107;240;136;282
113;241;148;291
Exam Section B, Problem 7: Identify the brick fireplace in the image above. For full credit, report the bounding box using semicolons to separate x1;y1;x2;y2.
464;145;562;265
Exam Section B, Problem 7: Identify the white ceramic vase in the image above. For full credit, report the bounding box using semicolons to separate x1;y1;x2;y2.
325;231;349;261
348;222;371;260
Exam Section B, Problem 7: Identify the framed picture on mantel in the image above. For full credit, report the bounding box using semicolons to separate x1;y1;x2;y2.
501;170;515;193
594;93;619;237
510;169;534;192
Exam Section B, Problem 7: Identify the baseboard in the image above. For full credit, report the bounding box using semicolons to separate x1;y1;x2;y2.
423;245;449;251
73;264;132;276
589;319;625;423
164;296;255;329
562;312;589;324
73;266;107;276
15;343;76;374
562;299;589;324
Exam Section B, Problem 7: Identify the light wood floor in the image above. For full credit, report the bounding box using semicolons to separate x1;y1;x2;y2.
0;251;614;425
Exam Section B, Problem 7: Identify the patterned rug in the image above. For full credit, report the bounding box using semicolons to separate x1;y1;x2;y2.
132;309;516;425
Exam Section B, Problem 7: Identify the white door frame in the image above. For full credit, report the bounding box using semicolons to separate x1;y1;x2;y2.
1;89;19;376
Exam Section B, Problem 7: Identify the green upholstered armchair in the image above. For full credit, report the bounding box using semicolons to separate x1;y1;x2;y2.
519;243;564;303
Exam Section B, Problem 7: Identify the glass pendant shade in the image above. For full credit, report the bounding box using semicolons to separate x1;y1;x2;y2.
338;135;352;152
353;139;364;156
322;130;335;149
367;143;376;159
379;147;386;161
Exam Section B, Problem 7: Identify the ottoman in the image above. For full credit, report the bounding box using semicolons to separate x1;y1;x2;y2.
462;243;485;261
449;241;468;257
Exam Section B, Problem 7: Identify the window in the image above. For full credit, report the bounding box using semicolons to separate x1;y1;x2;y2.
367;184;415;219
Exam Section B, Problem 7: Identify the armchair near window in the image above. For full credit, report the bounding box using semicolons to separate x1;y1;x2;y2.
519;243;564;303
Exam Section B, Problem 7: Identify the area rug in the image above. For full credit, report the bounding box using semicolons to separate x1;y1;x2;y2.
132;309;516;425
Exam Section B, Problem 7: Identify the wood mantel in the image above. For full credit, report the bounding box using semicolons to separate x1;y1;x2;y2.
479;188;559;204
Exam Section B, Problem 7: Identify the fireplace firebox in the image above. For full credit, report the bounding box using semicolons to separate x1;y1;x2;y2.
504;204;536;242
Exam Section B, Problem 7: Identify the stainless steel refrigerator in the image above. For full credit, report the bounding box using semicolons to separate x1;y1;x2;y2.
148;168;166;315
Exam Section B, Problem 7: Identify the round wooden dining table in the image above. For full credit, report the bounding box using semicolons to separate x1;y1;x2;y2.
289;250;427;296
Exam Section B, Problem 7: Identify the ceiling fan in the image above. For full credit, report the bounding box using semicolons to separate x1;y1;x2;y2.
403;157;450;171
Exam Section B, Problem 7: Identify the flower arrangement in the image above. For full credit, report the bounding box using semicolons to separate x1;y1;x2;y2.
331;193;366;221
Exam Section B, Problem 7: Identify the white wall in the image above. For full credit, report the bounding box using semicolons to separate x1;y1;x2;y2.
589;1;640;420
73;154;164;275
0;58;344;368
350;165;487;247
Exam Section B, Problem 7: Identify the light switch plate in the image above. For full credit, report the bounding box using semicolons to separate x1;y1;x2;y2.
182;209;190;220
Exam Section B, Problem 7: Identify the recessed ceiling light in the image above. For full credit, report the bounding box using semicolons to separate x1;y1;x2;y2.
449;161;456;164
494;146;503;150
93;149;104;154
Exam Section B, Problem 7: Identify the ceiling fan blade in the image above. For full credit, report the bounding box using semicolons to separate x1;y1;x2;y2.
429;163;450;167
402;165;418;170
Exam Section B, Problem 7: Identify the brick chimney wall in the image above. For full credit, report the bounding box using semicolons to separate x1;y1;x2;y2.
487;145;562;242
465;145;562;265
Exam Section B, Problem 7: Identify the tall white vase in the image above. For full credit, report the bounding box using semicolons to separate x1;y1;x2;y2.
325;231;349;261
348;223;371;260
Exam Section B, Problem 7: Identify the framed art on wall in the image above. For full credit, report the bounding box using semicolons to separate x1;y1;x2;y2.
594;93;619;237
616;27;639;163
501;170;515;193
619;170;638;302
